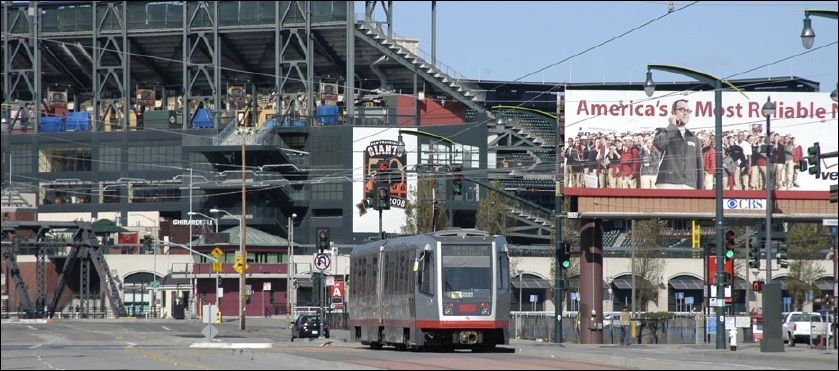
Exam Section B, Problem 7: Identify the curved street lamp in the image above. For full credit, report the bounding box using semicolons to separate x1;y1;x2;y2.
799;10;839;102
188;211;219;233
800;10;838;50
644;64;745;350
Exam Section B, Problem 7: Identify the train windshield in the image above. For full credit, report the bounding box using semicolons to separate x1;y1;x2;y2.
441;244;492;299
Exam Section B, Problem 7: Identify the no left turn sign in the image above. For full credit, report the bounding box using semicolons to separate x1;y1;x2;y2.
314;253;331;271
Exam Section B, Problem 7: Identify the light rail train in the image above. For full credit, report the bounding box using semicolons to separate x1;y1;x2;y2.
348;228;511;351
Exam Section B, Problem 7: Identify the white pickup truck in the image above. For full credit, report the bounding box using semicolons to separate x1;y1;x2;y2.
782;311;831;347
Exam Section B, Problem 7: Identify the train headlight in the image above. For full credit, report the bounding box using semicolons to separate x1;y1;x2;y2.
481;307;490;315
444;307;453;315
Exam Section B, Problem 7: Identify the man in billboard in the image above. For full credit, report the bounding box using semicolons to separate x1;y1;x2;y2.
652;99;703;190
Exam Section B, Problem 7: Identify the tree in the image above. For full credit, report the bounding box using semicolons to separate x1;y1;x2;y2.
628;219;667;312
401;176;448;234
475;180;515;236
783;223;828;311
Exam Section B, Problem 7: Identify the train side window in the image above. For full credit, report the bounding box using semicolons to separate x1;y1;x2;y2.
498;251;510;291
418;250;435;295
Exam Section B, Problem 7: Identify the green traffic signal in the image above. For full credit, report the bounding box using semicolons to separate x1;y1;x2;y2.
724;230;735;261
560;242;571;269
806;142;820;176
725;248;735;259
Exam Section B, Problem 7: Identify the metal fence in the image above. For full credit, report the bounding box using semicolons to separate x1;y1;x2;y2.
511;311;703;344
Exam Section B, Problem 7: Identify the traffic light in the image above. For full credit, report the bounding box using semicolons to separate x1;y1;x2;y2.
748;233;761;269
375;161;391;210
377;185;390;210
316;229;329;254
752;280;764;293
143;235;153;251
777;242;789;268
720;272;732;286
724;230;735;262
830;184;838;204
806;142;820;176
559;241;571;269
452;166;463;195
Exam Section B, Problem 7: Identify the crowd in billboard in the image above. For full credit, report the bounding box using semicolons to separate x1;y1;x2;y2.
562;90;837;191
562;124;806;190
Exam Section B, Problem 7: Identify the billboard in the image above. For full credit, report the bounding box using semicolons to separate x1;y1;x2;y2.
352;128;417;234
563;90;837;192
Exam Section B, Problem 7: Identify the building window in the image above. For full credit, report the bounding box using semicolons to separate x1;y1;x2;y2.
100;144;121;172
126;141;181;171
311;182;342;201
39;144;92;172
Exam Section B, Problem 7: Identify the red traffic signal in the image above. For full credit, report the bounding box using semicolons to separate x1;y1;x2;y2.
377;186;390;210
752;280;764;293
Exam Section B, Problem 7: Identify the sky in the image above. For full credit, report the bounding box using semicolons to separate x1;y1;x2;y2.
358;1;838;93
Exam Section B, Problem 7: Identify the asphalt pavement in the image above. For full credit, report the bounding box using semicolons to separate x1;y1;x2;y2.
191;316;838;369
6;316;837;370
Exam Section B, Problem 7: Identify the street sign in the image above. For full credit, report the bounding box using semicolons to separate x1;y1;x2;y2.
211;262;222;272
233;257;249;274
150;281;160;289
201;324;219;340
211;247;223;258
314;253;331;271
331;282;344;298
823;219;838;226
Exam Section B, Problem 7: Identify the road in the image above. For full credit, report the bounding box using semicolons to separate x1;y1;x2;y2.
2;317;836;370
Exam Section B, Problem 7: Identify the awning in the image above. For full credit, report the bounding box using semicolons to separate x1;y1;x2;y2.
612;277;632;290
567;278;609;289
512;277;551;289
669;277;703;291
815;279;832;291
295;277;313;288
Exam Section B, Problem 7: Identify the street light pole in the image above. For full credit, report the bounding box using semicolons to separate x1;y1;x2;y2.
210;208;245;329
129;213;159;318
237;127;251;331
645;64;742;350
287;213;296;318
761;97;776;284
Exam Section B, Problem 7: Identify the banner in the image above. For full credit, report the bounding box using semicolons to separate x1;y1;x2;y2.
563;90;837;192
352;128;414;233
227;85;247;108
118;232;139;245
320;82;338;102
47;90;67;110
136;87;156;107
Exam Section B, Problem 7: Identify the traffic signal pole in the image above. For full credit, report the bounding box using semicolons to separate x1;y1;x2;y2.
463;176;564;343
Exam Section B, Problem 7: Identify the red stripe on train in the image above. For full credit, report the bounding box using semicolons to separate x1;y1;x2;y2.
350;319;509;329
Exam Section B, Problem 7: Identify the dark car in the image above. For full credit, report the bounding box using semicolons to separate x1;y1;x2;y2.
291;314;329;341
